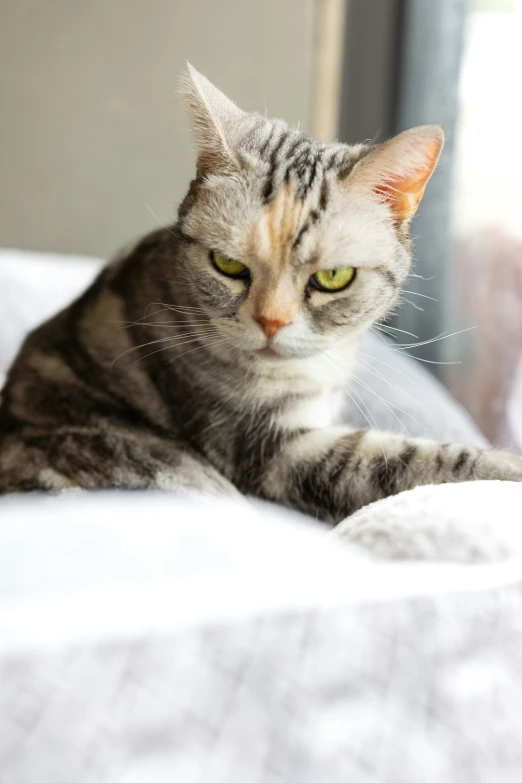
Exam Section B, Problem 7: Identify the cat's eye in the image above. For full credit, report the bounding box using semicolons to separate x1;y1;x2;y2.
211;250;250;279
310;266;356;292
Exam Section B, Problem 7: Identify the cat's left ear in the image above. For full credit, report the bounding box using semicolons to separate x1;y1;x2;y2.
353;125;444;223
180;63;245;176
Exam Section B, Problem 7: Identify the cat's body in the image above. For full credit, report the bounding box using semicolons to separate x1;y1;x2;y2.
1;66;521;516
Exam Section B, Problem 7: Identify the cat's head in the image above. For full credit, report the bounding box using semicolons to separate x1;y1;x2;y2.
176;64;443;362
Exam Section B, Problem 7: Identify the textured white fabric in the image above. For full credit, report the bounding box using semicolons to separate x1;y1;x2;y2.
2;493;522;782
335;480;522;562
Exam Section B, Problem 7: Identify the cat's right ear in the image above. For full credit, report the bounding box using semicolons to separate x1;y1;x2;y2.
180;64;245;176
351;125;444;223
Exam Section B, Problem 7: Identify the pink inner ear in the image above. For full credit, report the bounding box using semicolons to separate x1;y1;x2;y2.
374;138;442;222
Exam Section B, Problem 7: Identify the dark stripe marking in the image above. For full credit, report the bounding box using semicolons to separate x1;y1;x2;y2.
377;267;399;289
262;131;289;203
371;444;416;496
259;126;275;158
319;178;329;212
337;146;373;182
292;209;320;249
453;450;470;475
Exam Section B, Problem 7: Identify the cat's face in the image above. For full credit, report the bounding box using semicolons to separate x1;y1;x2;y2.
176;66;443;362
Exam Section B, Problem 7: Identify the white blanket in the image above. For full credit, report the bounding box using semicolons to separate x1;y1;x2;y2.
336;480;522;561
1;492;522;782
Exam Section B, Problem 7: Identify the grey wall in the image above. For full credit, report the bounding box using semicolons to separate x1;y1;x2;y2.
340;0;402;144
0;0;316;258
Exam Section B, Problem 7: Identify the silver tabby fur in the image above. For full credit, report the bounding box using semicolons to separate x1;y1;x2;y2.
1;66;521;520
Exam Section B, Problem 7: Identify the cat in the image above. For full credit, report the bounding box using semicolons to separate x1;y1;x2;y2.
0;64;521;521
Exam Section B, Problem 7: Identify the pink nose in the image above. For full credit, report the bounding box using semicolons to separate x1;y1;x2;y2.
255;315;291;339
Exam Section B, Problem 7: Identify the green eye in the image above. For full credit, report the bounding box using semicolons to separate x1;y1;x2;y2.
211;250;249;279
310;266;356;292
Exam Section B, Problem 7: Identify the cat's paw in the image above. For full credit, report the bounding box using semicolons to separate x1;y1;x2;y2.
475;448;522;482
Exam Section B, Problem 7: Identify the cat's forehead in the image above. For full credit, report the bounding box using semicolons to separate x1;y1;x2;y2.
240;125;372;265
245;122;362;201
249;179;324;269
248;126;332;186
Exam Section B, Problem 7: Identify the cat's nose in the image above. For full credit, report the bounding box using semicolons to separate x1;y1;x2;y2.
255;315;291;339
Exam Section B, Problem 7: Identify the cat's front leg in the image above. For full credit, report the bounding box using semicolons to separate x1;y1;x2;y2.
262;428;522;524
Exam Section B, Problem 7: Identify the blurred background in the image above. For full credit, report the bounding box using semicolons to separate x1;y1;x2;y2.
1;0;521;446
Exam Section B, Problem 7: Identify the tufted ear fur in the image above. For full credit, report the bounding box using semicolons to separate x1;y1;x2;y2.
354;125;444;223
180;63;245;176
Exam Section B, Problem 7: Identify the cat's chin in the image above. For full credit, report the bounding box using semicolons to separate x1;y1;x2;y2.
257;347;285;360
254;345;327;361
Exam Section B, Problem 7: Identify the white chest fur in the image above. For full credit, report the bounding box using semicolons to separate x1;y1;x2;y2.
278;388;340;431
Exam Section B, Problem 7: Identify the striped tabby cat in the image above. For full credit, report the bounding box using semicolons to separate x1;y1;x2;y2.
0;65;521;519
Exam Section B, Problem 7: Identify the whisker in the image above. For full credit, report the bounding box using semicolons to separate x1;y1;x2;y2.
390;326;477;351
349;367;430;436
350;371;413;436
319;354;377;434
144;203;177;237
402;355;461;366
361;345;461;367
345;381;390;470
403;298;424;312
375;324;419;339
409;273;436;281
136;305;175;323
331;348;419;408
371;328;392;343
133;334;227;366
355;350;424;393
112;336;180;365
129;303;206;326
111;329;220;365
167;337;232;363
399;289;438;302
131;304;208;326
320;354;389;468
117;320;215;330
373;326;398;341
161;303;208;313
